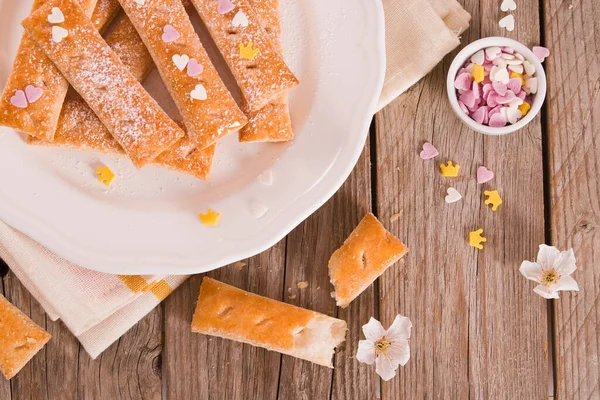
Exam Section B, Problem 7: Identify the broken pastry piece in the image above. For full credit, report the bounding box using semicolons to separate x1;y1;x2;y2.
192;278;347;367
239;0;293;142
190;0;299;112
28;15;215;179
22;0;185;167
0;0;98;141
328;213;409;308
0;294;51;380
118;0;247;149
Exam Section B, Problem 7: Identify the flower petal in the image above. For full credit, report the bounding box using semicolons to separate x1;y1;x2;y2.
555;248;577;276
534;284;560;299
362;317;386;341
388;339;410;366
386;315;412;341
537;244;560;269
356;340;376;365
519;261;542;282
375;354;398;381
556;275;580;292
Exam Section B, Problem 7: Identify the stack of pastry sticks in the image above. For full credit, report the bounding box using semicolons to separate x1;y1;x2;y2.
0;0;298;180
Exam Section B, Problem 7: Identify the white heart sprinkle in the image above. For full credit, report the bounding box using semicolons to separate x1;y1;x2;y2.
250;200;268;219
470;50;485;65
494;67;510;84
47;7;65;24
133;0;145;4
506;58;524;66
51;26;68;43
499;14;515;31
508;64;523;74
523;60;535;75
172;54;190;71
232;10;249;28
257;169;273;186
506;107;522;124
445;187;462;204
485;46;501;60
190;84;207;100
524;77;538;94
500;0;517;12
508;96;524;108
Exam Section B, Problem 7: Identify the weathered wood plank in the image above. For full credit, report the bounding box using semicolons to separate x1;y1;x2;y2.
0;261;12;399
164;241;286;400
278;141;376;400
375;0;548;397
76;307;163;400
544;0;600;397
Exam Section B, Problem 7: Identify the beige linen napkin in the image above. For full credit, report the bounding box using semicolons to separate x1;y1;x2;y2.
0;0;469;359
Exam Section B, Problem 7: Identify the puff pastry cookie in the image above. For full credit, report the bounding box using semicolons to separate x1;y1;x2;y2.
22;0;185;167
190;0;299;112
0;294;51;380
0;0;98;141
328;213;409;308
118;0;247;149
192;278;347;367
239;0;293;142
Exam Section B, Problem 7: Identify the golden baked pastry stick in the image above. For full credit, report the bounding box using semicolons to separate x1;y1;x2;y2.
0;294;51;380
239;0;293;142
190;0;299;112
117;0;247;149
28;6;216;179
22;0;185;167
0;0;99;141
192;278;347;367
328;213;409;308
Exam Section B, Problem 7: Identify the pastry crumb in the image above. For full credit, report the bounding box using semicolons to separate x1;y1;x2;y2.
390;212;402;223
296;281;308;289
233;261;246;270
288;294;297;300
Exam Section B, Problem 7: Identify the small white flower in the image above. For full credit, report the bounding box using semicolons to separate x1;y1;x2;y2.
519;244;579;299
356;315;412;381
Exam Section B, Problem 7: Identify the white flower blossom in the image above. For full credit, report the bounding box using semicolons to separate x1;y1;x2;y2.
519;244;579;299
356;315;411;381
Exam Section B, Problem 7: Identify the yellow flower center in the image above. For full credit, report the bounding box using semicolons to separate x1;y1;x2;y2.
541;269;560;287
375;338;391;353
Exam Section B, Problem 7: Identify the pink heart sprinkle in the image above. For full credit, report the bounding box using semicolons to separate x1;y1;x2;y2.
10;90;27;109
483;61;494;72
489;113;507;127
507;78;522;94
496;90;516;105
487;92;500;108
517;91;527;100
217;0;235;14
532;46;550;62
459;90;476;109
25;85;43;104
501;46;515;54
477;166;494;184
472;106;489;124
458;100;469;115
492;81;507;96
472;81;481;100
482;83;493;95
187;59;204;76
454;72;473;91
489;105;503;118
419;142;439;160
162;25;180;43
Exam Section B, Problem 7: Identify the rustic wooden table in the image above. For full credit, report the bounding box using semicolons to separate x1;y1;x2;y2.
1;0;599;398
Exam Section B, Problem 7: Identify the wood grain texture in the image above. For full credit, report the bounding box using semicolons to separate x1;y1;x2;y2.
375;0;548;398
164;241;286;400
544;0;600;398
278;141;376;400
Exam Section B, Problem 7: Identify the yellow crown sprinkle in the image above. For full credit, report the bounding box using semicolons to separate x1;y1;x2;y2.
96;166;115;187
199;209;221;226
484;190;503;211
469;229;487;250
239;42;260;60
440;161;460;177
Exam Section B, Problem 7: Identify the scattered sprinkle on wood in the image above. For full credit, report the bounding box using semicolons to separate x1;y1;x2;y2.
297;281;308;289
390;212;402;223
233;261;246;270
288;294;297;300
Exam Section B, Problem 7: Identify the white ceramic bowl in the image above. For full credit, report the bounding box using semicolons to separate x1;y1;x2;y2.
446;37;547;135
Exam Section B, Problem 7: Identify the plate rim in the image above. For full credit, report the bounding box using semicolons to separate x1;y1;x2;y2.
0;0;386;275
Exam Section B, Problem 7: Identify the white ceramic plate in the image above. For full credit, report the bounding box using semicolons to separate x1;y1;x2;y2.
0;0;385;275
